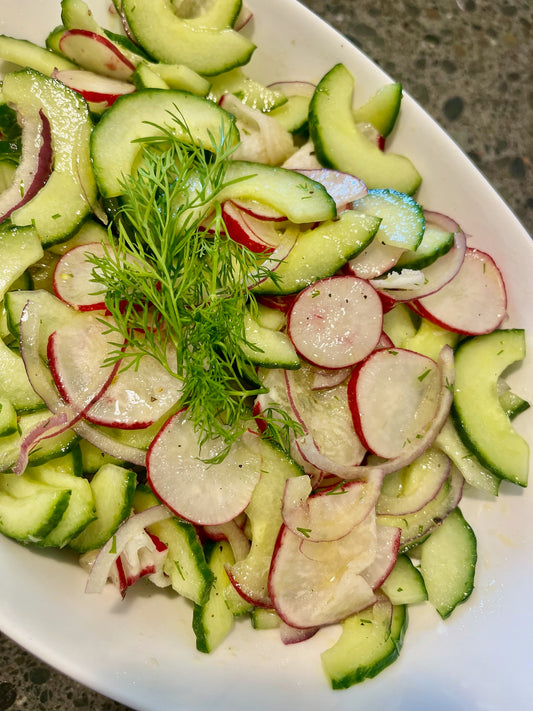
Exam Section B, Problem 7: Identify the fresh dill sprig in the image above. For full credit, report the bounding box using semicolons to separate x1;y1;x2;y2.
88;111;295;460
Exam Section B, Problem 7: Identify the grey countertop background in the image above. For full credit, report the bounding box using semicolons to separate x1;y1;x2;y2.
0;1;532;710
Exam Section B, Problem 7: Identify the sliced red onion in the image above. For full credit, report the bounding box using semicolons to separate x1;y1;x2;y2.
85;505;173;594
279;620;319;645
0;109;53;222
234;4;253;30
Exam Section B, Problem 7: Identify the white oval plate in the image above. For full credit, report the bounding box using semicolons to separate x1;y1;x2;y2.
1;2;532;710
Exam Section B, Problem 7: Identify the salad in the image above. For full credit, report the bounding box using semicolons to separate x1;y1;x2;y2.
0;0;531;701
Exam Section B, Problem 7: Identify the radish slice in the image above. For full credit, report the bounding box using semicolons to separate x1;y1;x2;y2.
84;345;183;429
222;201;282;253
412;248;507;335
281;469;383;542
288;275;383;369
248;225;298;288
52;69;135;107
361;525;401;590
48;314;121;407
279;621;319;645
53;242;107;311
348;348;441;459
85;505;173;594
268;513;378;628
372;226;467;301
285;364;367;467
0;110;53;222
147;411;262;525
347;238;405;279
294;345;455;480
202;521;251;562
310;366;352;390
228;198;286;222
112;528;170;598
58;29;135;80
294;168;367;209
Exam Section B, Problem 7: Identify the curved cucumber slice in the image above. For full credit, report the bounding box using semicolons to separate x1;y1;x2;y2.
321;600;407;689
0;485;71;543
352;82;403;137
90;89;238;198
452;329;529;487
252;211;380;295
2;68;97;247
121;0;255;75
420;507;477;619
351;188;425;251
309;64;421;195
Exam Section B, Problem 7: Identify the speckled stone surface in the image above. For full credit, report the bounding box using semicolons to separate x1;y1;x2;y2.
0;2;532;710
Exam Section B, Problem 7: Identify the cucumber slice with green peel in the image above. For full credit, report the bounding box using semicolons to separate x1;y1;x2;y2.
134;484;214;605
131;63;169;90
498;385;530;420
241;309;300;370
146;64;210;96
269;94;311;133
0;225;44;299
45;26;66;55
0;399;17;437
220;161;337;224
90;88;239;199
401;316;461;362
321;599;407;689
452;329;529;487
309;64;421;195
209;69;287;112
252;211;380;295
419;507;477;619
192;539;236;653
351;189;425;251
0;35;77;75
393;223;454;271
2;68;97;247
352;83;403;138
250;607;280;630
380;553;427;605
26;453;96;547
69;463;136;553
120;0;255;76
172;0;243;28
0;339;45;413
0;485;71;544
78;439;124;475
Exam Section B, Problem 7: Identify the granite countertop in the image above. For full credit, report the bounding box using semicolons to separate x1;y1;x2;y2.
1;1;532;710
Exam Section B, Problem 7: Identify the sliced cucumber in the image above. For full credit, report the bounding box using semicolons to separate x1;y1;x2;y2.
351;189;425;251
90;89;238;199
134;485;214;605
352;82;403;137
69;463;136;553
2;68;97;247
252;211;380;295
121;0;255;76
209;69;287;112
321;600;407;689
250;607;280;630
309;64;421;195
0;225;43;299
419;507;477;619
401;316;460;362
380;553;427;605
0;339;45;413
0;35;77;75
26;452;96;547
452;329;529;487
394;222;454;270
172;0;242;28
192;539;236;653
0;484;71;544
221;161;336;224
0;398;17;437
242;309;300;369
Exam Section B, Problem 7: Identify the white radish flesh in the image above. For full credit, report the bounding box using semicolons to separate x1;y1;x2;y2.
413;248;507;335
147;411;262;525
288;275;383;369
53;242;107;311
348;347;441;459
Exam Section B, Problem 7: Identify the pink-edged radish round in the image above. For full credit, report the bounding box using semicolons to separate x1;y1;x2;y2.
58;29;135;80
147;411;262;526
268;512;378;628
360;524;401;590
222;201;282;253
412;247;507;335
53;69;135;108
347;347;441;459
281;469;383;542
288;275;383;369
53;242;107;311
293;168;367;210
